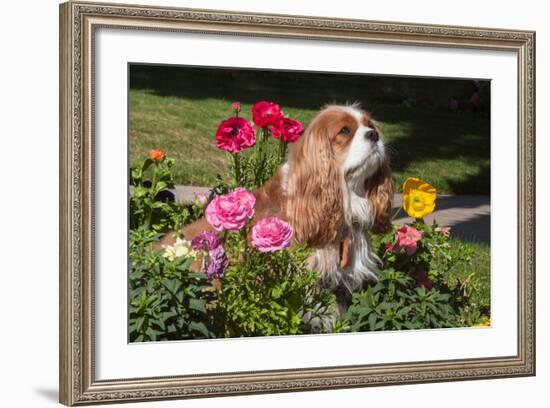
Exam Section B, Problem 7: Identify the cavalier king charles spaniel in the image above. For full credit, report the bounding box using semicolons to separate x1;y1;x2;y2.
168;104;393;298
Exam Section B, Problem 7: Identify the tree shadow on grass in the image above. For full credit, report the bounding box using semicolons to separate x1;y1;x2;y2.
130;64;491;195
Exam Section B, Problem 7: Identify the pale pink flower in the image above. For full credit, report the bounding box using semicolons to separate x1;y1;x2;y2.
251;216;293;252
194;192;208;206
393;225;423;256
205;187;255;231
435;226;451;239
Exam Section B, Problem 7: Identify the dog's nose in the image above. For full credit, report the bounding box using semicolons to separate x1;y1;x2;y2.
365;129;379;142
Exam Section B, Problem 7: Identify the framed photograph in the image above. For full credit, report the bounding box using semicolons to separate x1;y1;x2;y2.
59;1;535;405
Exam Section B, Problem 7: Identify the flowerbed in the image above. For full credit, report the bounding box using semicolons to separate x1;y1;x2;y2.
129;101;490;342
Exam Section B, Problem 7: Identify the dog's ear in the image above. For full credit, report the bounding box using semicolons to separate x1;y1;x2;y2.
286;118;345;247
365;156;394;234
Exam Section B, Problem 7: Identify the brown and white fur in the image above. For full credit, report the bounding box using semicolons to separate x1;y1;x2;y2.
162;104;393;298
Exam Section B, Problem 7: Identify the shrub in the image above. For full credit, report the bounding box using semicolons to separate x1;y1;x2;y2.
218;243;337;337
129;226;218;341
344;268;455;331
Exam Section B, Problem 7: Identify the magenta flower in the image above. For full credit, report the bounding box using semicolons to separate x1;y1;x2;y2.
204;246;228;279
251;216;293;252
205;187;256;231
252;101;283;128
190;231;227;280
232;101;241;113
215;117;256;154
269;117;304;143
393;225;423;256
191;231;222;252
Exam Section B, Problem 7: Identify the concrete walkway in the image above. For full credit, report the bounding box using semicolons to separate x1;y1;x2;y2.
173;186;490;245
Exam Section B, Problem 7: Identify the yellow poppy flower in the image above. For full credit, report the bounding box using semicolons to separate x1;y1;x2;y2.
402;177;437;219
472;317;491;328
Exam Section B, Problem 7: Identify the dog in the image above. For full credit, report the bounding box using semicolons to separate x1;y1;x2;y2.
160;104;393;297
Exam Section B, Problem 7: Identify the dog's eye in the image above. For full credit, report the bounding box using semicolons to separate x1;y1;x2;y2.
339;126;351;136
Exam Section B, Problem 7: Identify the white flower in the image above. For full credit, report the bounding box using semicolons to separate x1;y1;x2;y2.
162;237;196;262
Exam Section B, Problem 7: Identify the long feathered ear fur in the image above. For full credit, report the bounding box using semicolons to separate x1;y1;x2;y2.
286;119;345;247
364;156;394;234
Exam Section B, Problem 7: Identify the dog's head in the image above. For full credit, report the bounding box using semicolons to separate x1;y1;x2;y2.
286;104;393;246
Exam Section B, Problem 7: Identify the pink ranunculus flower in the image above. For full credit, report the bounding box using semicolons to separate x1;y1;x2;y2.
215;117;256;154
393;225;423;256
251;216;293;253
205;187;256;231
269;117;305;143
194;192;208;206
251;101;283;128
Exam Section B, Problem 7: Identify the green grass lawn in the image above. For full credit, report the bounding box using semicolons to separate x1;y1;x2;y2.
446;239;491;315
129;65;490;194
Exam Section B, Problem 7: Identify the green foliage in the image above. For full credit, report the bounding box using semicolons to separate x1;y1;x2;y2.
344;268;455;331
365;220;490;329
129;226;218;341
129;155;203;232
127;97;491;341
218;244;337;337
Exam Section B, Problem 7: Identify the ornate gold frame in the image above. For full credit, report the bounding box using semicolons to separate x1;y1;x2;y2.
59;1;536;405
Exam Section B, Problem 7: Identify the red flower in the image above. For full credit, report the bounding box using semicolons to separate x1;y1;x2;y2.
270;118;304;143
414;270;433;291
252;101;283;128
215;117;256;154
149;148;166;162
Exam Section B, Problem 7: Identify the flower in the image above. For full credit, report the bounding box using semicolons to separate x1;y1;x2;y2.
162;237;196;262
194;192;209;206
149;148;166;162
251;101;283;128
215;117;256;154
251;216;293;252
190;231;227;279
269;117;304;143
393;225;422;256
402;177;437;219
414;270;433;291
472;317;491;328
191;231;222;252
205;187;256;231
204;246;228;279
232;101;241;113
435;226;451;239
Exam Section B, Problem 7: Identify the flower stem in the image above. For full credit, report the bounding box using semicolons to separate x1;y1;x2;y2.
255;127;269;187
233;153;241;186
145;162;158;229
278;137;286;163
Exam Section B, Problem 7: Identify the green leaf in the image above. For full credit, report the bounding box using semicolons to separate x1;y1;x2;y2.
189;321;211;338
188;298;207;314
368;313;378;331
